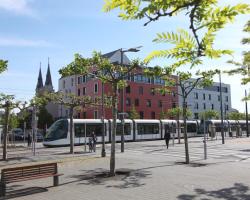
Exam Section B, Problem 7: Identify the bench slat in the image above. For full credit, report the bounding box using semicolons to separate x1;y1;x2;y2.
4;173;63;184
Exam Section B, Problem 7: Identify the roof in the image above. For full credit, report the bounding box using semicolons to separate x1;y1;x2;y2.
102;49;120;59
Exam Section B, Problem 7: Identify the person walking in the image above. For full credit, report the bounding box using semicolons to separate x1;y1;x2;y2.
27;133;31;147
91;131;97;152
164;129;171;149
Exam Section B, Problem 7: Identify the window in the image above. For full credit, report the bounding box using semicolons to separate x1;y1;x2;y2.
94;111;98;119
126;85;131;93
225;87;228;93
203;93;205;100
83;87;86;95
78;89;81;96
78;76;82;84
194;113;199;119
46;119;68;140
209;94;211;100
82;75;86;83
83;112;86;119
137;124;159;135
194;92;198;99
71;78;74;87
194;102;199;109
139;111;144;119
63;80;66;89
218;95;220;101
151;112;155;119
126;98;131;106
172;102;176;108
225;96;228;102
94;83;98;93
150;88;155;95
225;104;229;111
158;100;162;108
139;86;143;95
203;103;206;109
116;123;132;135
146;99;151;107
77;113;80;119
135;99;139;106
211;104;214;110
217;86;220;92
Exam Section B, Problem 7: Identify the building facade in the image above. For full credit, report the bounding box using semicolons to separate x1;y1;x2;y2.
178;79;232;119
76;74;178;119
58;49;179;119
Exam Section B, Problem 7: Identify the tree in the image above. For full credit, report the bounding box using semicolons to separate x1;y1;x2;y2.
129;104;139;119
227;20;250;86
44;91;100;154
166;106;192;144
228;112;245;120
0;60;7;74
0;94;25;160
59;52;140;176
199;110;219;120
37;106;54;133
103;0;249;164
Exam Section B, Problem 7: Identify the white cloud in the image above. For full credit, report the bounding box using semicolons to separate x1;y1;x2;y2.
0;37;53;47
0;0;35;16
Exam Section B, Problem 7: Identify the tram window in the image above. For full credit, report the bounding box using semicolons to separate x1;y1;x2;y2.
86;124;106;137
45;119;68;140
187;124;197;132
116;123;131;135
74;124;85;137
137;124;159;135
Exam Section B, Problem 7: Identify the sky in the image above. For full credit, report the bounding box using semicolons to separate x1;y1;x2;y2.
0;0;249;112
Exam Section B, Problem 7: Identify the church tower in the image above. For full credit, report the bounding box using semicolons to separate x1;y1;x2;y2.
36;63;43;95
44;58;54;92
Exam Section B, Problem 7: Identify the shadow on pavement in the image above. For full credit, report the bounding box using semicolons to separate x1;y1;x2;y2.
177;183;250;200
0;186;48;200
64;168;151;189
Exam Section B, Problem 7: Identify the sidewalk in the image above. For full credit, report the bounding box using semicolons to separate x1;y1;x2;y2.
1;137;250;200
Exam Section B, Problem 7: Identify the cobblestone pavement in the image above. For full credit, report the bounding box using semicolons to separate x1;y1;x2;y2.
1;137;250;200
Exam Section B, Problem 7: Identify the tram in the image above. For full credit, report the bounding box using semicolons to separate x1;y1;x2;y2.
43;118;201;147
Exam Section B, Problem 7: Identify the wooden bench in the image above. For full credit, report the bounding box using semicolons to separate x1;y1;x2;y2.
0;163;63;197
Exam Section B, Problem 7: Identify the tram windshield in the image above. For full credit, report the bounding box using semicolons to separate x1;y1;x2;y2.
44;119;68;141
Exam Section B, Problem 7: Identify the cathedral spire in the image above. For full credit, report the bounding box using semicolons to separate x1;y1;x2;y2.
45;57;54;92
36;62;43;93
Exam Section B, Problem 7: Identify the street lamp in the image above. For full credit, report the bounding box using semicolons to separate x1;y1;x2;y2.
120;46;142;153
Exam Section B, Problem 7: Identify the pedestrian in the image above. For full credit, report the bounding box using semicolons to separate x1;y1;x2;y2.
27;132;31;147
88;137;93;152
164;129;171;149
91;131;97;152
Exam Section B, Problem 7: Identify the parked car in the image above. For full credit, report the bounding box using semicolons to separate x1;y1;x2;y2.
11;128;24;141
36;132;44;142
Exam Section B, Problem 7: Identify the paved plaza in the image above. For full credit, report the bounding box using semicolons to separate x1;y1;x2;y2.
1;137;250;200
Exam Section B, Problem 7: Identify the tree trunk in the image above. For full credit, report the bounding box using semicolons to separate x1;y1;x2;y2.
69;106;74;154
3;105;10;161
110;83;118;176
183;98;189;164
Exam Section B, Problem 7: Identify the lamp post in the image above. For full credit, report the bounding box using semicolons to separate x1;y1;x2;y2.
219;71;225;144
245;89;249;137
120;46;142;153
